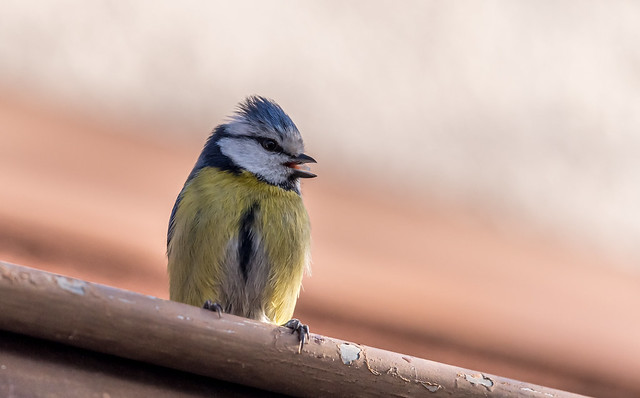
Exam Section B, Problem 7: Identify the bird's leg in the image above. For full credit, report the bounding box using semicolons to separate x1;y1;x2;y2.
284;318;310;354
203;300;223;318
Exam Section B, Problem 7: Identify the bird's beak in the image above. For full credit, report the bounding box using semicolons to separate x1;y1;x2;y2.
286;153;317;178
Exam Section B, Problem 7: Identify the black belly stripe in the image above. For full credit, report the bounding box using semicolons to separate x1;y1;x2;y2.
238;203;258;282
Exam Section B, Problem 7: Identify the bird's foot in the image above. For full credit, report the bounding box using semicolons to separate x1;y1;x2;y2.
284;318;309;354
203;300;223;318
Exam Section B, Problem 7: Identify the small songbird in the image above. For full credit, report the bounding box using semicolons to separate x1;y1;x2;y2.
167;96;316;349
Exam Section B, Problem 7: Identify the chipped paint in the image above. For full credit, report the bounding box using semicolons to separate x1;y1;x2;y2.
464;373;494;390
363;349;381;375
55;276;86;295
386;366;412;382
420;381;442;393
521;387;555;397
339;343;361;365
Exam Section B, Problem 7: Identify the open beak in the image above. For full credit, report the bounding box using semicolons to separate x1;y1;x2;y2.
286;153;317;178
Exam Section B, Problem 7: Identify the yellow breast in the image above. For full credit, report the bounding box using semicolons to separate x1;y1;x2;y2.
167;167;311;325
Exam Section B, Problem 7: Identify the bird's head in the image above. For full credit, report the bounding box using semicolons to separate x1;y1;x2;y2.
212;96;316;191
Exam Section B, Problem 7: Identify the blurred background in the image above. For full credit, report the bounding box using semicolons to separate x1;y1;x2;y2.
1;1;639;396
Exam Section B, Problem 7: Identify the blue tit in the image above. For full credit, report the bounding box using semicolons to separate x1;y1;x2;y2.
167;96;316;347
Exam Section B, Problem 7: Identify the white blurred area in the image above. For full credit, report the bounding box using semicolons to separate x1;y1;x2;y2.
1;0;639;266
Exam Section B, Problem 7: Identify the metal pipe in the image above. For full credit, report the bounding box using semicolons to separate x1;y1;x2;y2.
0;261;588;397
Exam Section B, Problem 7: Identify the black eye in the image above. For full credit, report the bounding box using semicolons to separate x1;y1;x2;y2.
260;139;278;152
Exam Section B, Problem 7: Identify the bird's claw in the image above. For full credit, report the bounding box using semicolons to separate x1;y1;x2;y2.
284;318;309;354
203;300;223;318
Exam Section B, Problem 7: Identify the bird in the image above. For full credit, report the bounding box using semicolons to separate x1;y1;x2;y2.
167;96;316;351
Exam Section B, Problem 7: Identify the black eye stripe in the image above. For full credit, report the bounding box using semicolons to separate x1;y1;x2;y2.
254;137;285;153
233;134;293;156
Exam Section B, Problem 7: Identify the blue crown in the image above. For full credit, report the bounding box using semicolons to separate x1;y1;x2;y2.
235;96;298;134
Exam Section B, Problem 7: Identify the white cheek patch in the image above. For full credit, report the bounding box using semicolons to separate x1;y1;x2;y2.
218;137;291;185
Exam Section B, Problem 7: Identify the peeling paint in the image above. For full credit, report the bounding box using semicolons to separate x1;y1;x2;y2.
386;366;411;382
521;387;554;397
363;349;381;375
339;343;361;365
55;277;86;295
464;373;494;390
420;382;442;393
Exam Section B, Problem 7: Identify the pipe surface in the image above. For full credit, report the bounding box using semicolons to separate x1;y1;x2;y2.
0;261;589;397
